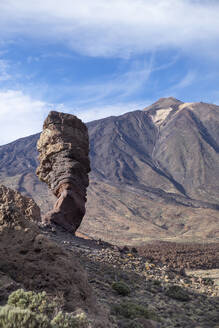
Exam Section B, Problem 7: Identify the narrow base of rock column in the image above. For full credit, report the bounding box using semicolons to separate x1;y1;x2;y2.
42;184;86;233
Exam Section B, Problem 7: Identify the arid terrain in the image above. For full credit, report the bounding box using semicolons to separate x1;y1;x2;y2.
0;97;219;327
36;225;219;327
136;241;219;270
0;97;219;244
1;209;218;327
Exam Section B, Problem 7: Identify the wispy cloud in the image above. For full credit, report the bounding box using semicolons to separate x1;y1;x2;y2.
172;71;197;90
158;69;198;100
71;59;154;106
0;1;219;145
0;0;219;58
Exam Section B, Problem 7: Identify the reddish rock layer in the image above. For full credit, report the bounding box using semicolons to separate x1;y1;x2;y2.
36;111;90;233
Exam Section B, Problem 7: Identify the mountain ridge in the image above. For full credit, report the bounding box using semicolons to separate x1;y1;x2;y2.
0;97;219;243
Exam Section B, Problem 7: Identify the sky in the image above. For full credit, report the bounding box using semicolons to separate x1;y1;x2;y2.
0;0;219;145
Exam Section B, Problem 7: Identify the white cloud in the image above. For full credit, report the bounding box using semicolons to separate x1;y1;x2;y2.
0;90;53;145
0;89;147;145
0;0;219;58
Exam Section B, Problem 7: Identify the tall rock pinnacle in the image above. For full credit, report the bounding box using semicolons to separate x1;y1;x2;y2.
36;111;90;233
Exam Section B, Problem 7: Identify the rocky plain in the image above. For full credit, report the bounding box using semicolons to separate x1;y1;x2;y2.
0;98;219;327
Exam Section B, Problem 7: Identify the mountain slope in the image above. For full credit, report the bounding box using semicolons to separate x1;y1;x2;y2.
145;100;219;203
88;98;219;204
0;97;219;243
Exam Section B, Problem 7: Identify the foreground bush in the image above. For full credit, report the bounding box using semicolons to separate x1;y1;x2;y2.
0;289;90;328
7;289;55;318
0;305;50;328
51;310;90;328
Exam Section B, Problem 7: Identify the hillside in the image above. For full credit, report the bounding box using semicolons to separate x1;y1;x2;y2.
88;97;219;204
0;97;219;243
1;186;218;328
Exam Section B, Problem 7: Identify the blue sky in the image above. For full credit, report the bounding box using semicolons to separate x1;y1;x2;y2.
0;0;219;144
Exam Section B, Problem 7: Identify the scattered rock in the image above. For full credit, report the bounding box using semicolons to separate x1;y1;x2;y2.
137;241;219;270
0;184;218;327
36;111;90;233
0;185;111;327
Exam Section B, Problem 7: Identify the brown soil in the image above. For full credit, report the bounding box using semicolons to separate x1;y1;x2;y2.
136;241;219;270
0;186;112;327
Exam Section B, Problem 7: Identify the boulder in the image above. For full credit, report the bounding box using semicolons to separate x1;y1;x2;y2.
36;111;90;233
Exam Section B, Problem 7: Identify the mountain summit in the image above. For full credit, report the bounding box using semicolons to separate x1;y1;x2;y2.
144;97;183;111
88;98;219;204
0;98;218;243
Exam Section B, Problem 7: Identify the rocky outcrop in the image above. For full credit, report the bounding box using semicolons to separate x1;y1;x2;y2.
0;184;41;227
0;185;92;309
36;111;90;233
0;185;111;326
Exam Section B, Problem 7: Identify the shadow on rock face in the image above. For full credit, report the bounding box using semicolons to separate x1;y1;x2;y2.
36;111;90;234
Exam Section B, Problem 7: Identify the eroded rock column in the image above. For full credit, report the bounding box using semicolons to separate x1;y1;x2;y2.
36;111;90;233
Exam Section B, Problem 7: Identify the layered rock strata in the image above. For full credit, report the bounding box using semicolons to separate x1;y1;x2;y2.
36;111;90;233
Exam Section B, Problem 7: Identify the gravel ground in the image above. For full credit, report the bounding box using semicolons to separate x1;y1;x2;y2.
40;225;219;328
136;241;219;270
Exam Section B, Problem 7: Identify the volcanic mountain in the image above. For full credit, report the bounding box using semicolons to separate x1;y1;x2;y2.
0;97;219;244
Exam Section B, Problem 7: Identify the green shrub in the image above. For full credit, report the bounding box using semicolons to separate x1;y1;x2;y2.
8;289;55;318
51;311;90;328
112;281;131;296
165;285;190;301
0;305;50;328
202;277;214;286
152;280;161;286
111;301;156;320
0;289;90;328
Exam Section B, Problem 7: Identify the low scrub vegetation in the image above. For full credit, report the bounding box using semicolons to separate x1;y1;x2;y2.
112;281;131;296
0;289;90;328
111;301;157;321
165;285;190;302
